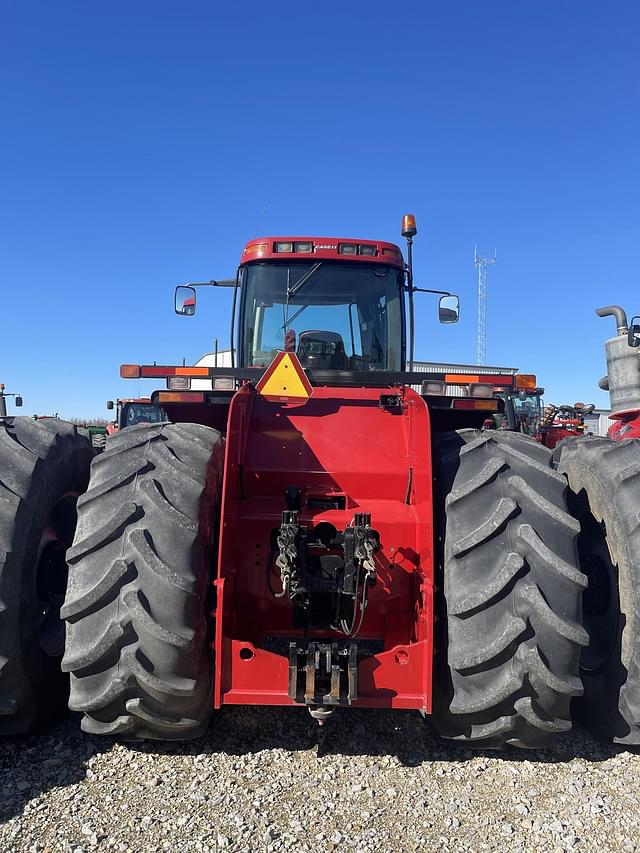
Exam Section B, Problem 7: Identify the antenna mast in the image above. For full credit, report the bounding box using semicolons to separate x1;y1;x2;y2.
475;245;496;365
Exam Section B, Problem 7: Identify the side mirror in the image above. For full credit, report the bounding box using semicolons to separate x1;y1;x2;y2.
628;316;640;348
439;295;460;324
106;400;114;411
175;285;196;316
15;396;23;407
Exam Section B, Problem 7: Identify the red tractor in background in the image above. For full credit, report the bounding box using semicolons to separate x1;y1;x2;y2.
105;397;168;436
494;380;544;436
597;305;640;440
495;385;595;449
3;218;640;751
537;402;595;449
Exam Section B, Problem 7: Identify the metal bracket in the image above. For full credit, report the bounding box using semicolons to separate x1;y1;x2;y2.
288;641;358;705
343;513;378;595
275;510;304;599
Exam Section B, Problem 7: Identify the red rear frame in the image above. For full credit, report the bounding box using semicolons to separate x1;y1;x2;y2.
213;384;434;710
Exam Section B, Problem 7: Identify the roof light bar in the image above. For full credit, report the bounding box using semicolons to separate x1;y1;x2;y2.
338;243;358;255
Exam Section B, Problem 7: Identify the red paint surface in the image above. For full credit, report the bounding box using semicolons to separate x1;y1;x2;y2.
241;236;405;269
608;413;640;440
538;424;584;449
214;385;434;711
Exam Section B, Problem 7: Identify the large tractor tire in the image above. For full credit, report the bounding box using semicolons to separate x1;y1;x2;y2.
556;436;640;744
0;417;93;735
62;422;223;740
431;429;587;749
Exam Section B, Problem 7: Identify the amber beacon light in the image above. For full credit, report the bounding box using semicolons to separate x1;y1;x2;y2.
401;214;417;238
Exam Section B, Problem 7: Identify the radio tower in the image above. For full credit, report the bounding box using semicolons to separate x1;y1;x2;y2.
475;245;496;365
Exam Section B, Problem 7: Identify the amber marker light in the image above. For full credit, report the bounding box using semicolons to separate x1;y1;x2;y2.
158;392;205;403
515;374;537;389
243;242;270;256
120;364;141;379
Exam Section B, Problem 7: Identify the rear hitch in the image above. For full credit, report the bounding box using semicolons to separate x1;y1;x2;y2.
288;641;358;706
308;705;334;725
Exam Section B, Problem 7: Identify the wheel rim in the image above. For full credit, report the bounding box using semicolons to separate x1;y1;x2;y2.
34;493;79;658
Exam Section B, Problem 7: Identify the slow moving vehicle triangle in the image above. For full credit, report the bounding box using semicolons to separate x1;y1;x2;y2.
255;351;313;402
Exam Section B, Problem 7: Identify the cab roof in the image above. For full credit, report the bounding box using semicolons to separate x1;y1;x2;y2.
241;237;405;270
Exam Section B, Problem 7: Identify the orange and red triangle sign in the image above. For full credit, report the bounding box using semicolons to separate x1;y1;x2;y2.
255;351;313;402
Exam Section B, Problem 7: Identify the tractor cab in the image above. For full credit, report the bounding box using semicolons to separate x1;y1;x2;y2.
493;378;544;435
106;398;168;433
174;225;459;378
238;250;406;371
509;388;544;436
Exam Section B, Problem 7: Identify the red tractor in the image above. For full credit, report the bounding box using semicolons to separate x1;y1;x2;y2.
3;218;640;750
105;397;168;435
494;383;595;449
537;402;595;449
493;379;544;436
596;305;640;440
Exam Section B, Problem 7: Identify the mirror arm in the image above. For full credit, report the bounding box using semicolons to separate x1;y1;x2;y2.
229;267;241;368
182;279;236;289
405;260;415;371
411;287;454;296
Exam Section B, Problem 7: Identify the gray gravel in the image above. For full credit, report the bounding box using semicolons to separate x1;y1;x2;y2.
1;708;639;853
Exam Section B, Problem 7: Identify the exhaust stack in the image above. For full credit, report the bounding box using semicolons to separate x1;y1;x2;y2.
596;305;640;416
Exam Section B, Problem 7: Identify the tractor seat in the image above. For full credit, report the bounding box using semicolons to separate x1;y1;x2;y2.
297;330;349;370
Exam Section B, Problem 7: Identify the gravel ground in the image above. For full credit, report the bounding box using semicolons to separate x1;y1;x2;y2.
1;707;639;853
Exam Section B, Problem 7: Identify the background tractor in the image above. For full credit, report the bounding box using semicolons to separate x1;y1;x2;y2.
537;401;595;449
105;397;168;437
494;380;544;436
3;219;640;750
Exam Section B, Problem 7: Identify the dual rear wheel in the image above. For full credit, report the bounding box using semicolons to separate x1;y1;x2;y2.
0;418;93;734
0;418;222;740
2;417;640;747
432;429;640;748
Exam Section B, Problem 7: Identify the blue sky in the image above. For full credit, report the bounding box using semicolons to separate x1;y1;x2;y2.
1;1;638;417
